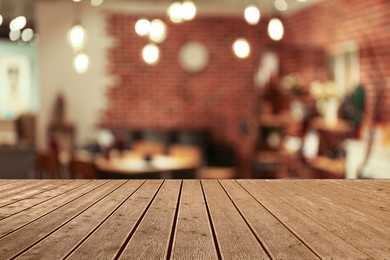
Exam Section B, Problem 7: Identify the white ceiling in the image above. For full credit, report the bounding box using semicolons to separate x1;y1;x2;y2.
0;0;321;21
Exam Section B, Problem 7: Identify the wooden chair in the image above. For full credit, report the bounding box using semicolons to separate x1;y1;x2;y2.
69;151;97;179
35;152;60;178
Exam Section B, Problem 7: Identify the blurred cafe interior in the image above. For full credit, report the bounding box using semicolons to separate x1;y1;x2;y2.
0;0;389;180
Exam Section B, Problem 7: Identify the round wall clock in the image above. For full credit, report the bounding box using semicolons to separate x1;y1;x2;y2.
178;41;209;73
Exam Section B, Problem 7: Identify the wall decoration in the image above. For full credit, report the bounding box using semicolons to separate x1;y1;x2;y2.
0;56;32;119
178;41;209;73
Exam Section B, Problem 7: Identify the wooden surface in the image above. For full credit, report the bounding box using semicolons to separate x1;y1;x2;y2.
0;179;389;259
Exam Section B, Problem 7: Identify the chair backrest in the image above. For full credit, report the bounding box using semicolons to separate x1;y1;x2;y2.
70;158;97;179
35;151;60;178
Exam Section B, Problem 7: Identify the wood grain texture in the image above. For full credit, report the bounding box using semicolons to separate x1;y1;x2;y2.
0;180;387;259
67;180;163;259
259;180;390;258
18;180;145;259
220;180;319;259
0;180;54;198
238;180;370;259
118;180;182;260
0;180;72;208
0;180;91;223
171;180;217;260
295;180;390;226
202;180;270;259
0;181;118;259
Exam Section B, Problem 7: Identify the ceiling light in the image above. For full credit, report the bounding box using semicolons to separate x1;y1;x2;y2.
21;28;34;42
91;0;104;6
233;38;250;59
182;1;197;21
74;52;89;73
167;2;184;23
275;0;288;11
149;19;167;43
9;30;21;41
244;5;260;25
268;18;284;41
10;16;27;31
69;24;86;52
135;19;150;36
142;44;160;65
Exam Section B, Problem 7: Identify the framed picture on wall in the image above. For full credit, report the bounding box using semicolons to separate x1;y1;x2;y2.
0;55;32;119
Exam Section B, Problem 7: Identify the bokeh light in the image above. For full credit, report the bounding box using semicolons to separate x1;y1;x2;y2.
244;5;260;25
233;38;250;59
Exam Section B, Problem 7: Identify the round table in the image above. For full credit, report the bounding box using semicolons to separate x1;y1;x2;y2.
94;150;201;178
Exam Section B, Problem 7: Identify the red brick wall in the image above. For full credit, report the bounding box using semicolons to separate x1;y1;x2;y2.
281;0;390;123
102;14;274;165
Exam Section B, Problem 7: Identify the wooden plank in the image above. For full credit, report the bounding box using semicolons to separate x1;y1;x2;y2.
201;180;270;259
117;180;182;259
171;180;217;260
67;180;163;259
0;181;103;238
329;180;389;202
295;180;390;226
0;180;55;198
0;180;21;190
0;180;90;221
0;179;18;185
220;180;319;259
0;180;123;259
238;180;370;259
18;180;145;259
0;180;73;207
258;180;390;258
357;179;390;189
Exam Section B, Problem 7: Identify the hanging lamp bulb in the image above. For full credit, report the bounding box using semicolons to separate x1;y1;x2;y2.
68;24;86;52
268;18;284;41
74;52;89;73
142;43;160;65
182;1;197;21
244;5;260;25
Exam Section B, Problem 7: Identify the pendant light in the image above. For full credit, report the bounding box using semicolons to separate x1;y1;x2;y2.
244;5;260;25
268;17;284;41
68;1;89;73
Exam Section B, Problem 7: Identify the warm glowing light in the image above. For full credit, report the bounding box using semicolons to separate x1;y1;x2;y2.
244;5;260;25
9;30;21;41
149;19;167;43
10;16;27;31
91;0;104;6
69;24;86;51
233;38;250;59
74;52;89;73
0;15;3;26
297;0;307;2
182;1;197;21
275;0;288;11
135;19;150;36
21;28;34;42
142;44;160;65
268;18;284;41
167;2;184;23
73;0;82;2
